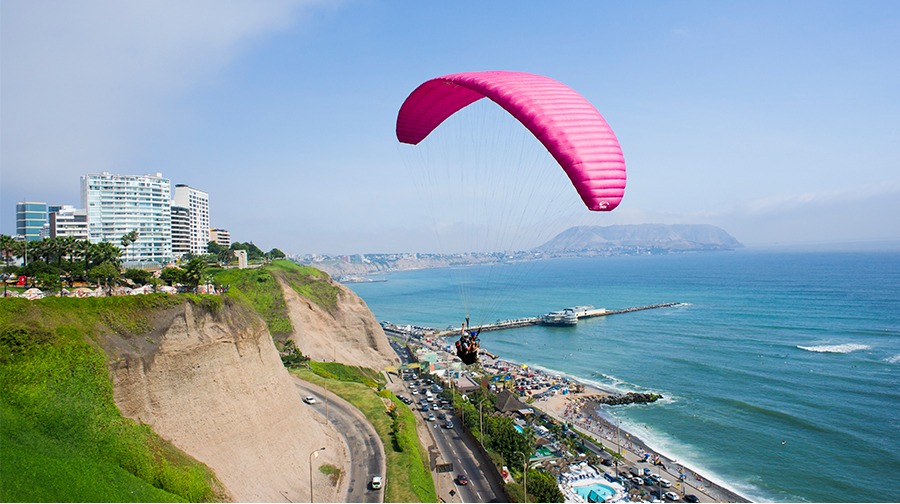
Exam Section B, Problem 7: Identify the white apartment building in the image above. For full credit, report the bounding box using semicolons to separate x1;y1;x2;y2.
173;184;210;256
49;205;88;240
81;172;173;262
171;206;191;259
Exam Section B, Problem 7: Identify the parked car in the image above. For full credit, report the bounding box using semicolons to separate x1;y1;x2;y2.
370;476;382;489
303;396;317;404
455;474;469;485
664;491;680;501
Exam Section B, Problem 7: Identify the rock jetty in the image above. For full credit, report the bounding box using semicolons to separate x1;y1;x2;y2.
597;391;662;405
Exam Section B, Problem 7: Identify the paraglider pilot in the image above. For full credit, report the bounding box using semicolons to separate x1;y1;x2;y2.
455;319;483;365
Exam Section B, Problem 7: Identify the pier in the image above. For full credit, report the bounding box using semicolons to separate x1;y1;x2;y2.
383;302;682;339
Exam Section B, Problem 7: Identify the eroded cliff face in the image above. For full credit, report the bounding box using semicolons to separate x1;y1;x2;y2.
280;278;399;370
109;300;346;503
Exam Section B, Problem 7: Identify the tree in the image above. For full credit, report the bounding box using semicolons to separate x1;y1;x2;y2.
88;261;121;290
524;469;564;503
123;268;153;286
120;230;139;261
208;241;233;264
267;248;286;260
0;235;15;270
160;267;185;286
76;239;93;279
183;257;207;292
231;242;265;261
91;241;123;268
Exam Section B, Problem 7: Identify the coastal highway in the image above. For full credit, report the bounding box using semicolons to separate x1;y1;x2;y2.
293;378;384;503
387;337;506;502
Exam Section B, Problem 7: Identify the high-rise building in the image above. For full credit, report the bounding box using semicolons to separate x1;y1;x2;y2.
173;184;210;256
171;206;190;259
15;201;48;241
49;205;88;240
81;172;173;263
210;228;231;248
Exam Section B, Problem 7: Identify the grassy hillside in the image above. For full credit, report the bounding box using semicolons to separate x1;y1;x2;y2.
211;260;340;341
0;296;225;502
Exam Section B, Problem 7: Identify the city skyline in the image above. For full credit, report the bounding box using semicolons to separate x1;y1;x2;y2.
2;1;899;254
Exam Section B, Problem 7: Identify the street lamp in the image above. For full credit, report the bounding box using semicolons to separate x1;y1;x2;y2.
516;451;528;503
309;447;325;502
1;273;8;297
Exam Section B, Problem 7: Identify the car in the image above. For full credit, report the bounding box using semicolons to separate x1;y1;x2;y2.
631;477;643;486
420;405;429;412
600;458;613;467
664;491;680;501
303;396;317;404
427;413;436;421
437;412;446;420
370;476;382;490
643;477;655;486
643;468;653;477
649;490;662;500
443;420;454;429
660;478;672;488
683;495;700;503
647;474;660;483
455;474;469;485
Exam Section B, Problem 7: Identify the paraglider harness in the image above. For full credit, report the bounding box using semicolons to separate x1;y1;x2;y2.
455;318;482;365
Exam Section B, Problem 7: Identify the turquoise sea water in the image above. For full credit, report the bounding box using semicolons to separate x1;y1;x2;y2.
348;250;900;502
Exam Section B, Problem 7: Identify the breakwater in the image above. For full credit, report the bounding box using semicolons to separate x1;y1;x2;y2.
381;302;682;338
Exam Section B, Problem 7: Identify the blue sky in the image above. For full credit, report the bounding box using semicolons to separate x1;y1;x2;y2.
2;1;899;254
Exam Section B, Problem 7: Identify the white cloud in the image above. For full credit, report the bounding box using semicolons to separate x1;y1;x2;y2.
0;0;315;208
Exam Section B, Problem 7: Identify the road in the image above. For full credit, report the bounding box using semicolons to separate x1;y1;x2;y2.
293;379;384;503
387;337;505;502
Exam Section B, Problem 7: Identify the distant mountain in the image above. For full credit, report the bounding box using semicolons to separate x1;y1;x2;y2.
536;224;744;252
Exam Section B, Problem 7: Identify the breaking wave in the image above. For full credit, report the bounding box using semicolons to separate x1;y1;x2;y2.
886;354;900;364
797;343;871;354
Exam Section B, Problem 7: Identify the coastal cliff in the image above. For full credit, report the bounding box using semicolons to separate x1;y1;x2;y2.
278;272;399;370
1;261;399;502
107;298;347;503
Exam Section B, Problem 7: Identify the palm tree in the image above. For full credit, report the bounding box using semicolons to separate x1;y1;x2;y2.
0;234;15;269
120;230;139;262
76;239;93;278
92;241;123;268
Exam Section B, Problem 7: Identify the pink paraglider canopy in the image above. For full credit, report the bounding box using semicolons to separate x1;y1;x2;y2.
396;71;626;211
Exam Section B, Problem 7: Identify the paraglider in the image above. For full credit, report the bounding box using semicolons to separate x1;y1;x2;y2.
396;70;626;212
397;70;627;364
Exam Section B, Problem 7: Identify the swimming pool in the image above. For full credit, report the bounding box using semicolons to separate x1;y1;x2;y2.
573;483;616;503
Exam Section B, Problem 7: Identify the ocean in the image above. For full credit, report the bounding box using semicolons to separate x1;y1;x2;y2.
347;250;900;502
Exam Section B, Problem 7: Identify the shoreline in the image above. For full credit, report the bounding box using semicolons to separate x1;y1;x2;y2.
480;356;751;503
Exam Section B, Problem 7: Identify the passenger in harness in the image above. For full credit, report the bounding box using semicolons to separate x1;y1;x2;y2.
455;318;495;364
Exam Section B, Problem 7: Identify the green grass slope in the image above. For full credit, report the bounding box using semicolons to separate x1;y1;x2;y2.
211;260;341;341
0;296;224;502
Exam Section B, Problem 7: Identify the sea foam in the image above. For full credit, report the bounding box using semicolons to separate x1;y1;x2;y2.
796;343;871;354
886;354;900;364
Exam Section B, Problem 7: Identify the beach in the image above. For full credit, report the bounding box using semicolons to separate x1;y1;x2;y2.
481;357;749;503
